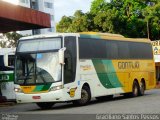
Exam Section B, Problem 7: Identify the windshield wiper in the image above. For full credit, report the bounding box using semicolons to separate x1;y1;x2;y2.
16;75;32;84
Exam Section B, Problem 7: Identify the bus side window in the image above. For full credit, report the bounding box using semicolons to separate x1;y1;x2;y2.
64;36;77;84
8;55;15;67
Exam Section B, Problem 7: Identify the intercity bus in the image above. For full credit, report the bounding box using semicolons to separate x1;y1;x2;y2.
14;33;156;109
0;48;16;101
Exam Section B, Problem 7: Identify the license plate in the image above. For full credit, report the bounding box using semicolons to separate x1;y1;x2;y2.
32;96;41;99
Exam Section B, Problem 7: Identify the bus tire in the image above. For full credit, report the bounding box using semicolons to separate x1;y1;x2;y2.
132;81;139;97
73;86;91;106
139;81;145;96
36;102;55;109
124;81;139;97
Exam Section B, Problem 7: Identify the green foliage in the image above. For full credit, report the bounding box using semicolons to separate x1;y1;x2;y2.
0;32;23;48
56;16;72;32
90;0;109;14
144;2;160;40
68;10;89;32
56;10;95;33
57;0;160;40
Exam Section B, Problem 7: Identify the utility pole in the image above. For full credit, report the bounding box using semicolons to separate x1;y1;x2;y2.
147;20;150;39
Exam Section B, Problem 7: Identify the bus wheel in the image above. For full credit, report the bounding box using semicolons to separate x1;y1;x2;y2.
73;86;91;106
139;81;145;96
36;102;55;109
132;81;139;97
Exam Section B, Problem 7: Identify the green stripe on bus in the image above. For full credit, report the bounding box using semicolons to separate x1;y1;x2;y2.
33;85;44;92
102;60;122;88
92;59;122;89
42;84;52;91
80;34;101;39
33;84;52;92
92;59;114;88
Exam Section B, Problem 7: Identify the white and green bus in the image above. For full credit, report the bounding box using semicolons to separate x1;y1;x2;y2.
14;33;156;109
0;48;16;101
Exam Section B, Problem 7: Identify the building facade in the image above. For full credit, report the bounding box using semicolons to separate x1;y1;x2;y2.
4;0;55;35
152;40;160;81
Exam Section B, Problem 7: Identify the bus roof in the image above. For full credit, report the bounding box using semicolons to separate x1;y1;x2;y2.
19;32;151;43
19;33;79;41
80;32;151;43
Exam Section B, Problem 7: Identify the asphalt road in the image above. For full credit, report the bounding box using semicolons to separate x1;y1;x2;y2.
0;89;160;120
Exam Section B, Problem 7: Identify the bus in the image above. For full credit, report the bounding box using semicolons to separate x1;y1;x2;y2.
0;48;16;101
14;32;156;109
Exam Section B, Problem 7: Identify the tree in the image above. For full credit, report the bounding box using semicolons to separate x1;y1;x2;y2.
109;0;148;38
1;32;23;48
93;8;121;33
90;0;109;15
0;34;8;48
56;16;72;33
144;2;160;40
57;0;160;40
68;10;90;32
56;10;95;33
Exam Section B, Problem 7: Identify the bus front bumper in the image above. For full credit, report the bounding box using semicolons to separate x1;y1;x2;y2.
16;90;66;103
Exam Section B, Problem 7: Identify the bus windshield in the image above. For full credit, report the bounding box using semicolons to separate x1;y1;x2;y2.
17;37;61;53
15;37;62;85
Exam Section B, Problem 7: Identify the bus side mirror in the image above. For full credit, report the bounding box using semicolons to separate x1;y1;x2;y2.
58;47;66;65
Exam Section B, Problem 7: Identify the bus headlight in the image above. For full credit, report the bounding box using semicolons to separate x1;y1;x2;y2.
14;88;23;93
49;85;63;91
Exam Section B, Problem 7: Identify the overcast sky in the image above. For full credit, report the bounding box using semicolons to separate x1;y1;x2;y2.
54;0;93;23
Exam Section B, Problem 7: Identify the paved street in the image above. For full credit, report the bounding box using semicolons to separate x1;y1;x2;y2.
0;89;160;114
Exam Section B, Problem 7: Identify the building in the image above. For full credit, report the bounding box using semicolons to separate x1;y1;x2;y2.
3;0;55;35
19;0;55;35
152;40;160;81
0;0;51;33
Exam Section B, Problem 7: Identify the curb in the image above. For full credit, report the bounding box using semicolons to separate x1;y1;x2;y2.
0;102;16;107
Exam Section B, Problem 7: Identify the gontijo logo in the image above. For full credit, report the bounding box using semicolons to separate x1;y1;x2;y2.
118;61;140;69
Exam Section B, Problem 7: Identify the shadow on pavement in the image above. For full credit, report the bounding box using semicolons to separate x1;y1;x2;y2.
28;91;155;112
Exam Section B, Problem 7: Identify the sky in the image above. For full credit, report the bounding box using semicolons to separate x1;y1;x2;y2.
54;0;93;23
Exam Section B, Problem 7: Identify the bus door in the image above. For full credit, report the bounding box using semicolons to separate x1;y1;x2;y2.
63;36;79;99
